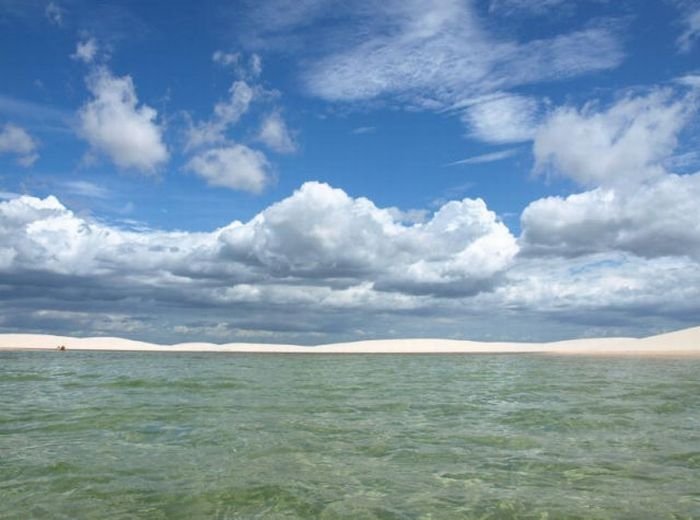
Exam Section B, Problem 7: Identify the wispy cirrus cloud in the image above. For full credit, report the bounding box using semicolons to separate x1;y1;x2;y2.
0;94;71;129
446;148;519;166
488;0;571;15
45;1;64;26
677;4;700;52
237;0;624;145
351;126;376;135
298;1;623;108
61;180;110;199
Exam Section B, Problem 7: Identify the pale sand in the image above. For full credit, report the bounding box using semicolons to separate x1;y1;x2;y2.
0;326;699;356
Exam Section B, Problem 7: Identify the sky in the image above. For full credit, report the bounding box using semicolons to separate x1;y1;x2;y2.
0;0;699;344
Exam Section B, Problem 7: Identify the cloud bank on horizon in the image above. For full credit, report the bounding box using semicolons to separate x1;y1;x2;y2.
0;0;699;344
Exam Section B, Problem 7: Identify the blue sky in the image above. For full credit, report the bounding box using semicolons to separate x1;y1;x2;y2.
1;0;699;344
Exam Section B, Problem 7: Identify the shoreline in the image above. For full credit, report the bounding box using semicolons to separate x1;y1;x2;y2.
0;327;699;356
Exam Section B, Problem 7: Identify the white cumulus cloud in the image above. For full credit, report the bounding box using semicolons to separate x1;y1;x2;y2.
462;93;541;144
185;144;271;193
78;67;168;172
0;123;39;166
72;37;98;63
520;173;700;258
488;252;700;328
534;90;694;187
2;180;700;342
212;50;240;67
212;50;262;79
185;80;255;150
258;111;296;153
523;87;700;259
0;181;516;299
219;182;517;294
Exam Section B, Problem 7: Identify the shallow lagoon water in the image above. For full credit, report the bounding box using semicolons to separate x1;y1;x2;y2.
1;351;699;519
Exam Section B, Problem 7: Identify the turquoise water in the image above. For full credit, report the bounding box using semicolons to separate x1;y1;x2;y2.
1;351;699;519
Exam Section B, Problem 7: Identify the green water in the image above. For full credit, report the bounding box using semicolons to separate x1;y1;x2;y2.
1;352;699;519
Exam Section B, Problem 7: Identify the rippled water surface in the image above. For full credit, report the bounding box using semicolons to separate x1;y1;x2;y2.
1;351;700;519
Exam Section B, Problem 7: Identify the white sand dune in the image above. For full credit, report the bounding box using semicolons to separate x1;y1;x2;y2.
0;326;699;356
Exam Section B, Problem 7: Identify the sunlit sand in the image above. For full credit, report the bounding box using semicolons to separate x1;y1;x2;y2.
1;326;699;356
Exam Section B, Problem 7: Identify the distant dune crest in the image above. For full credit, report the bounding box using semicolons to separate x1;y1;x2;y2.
1;327;699;356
